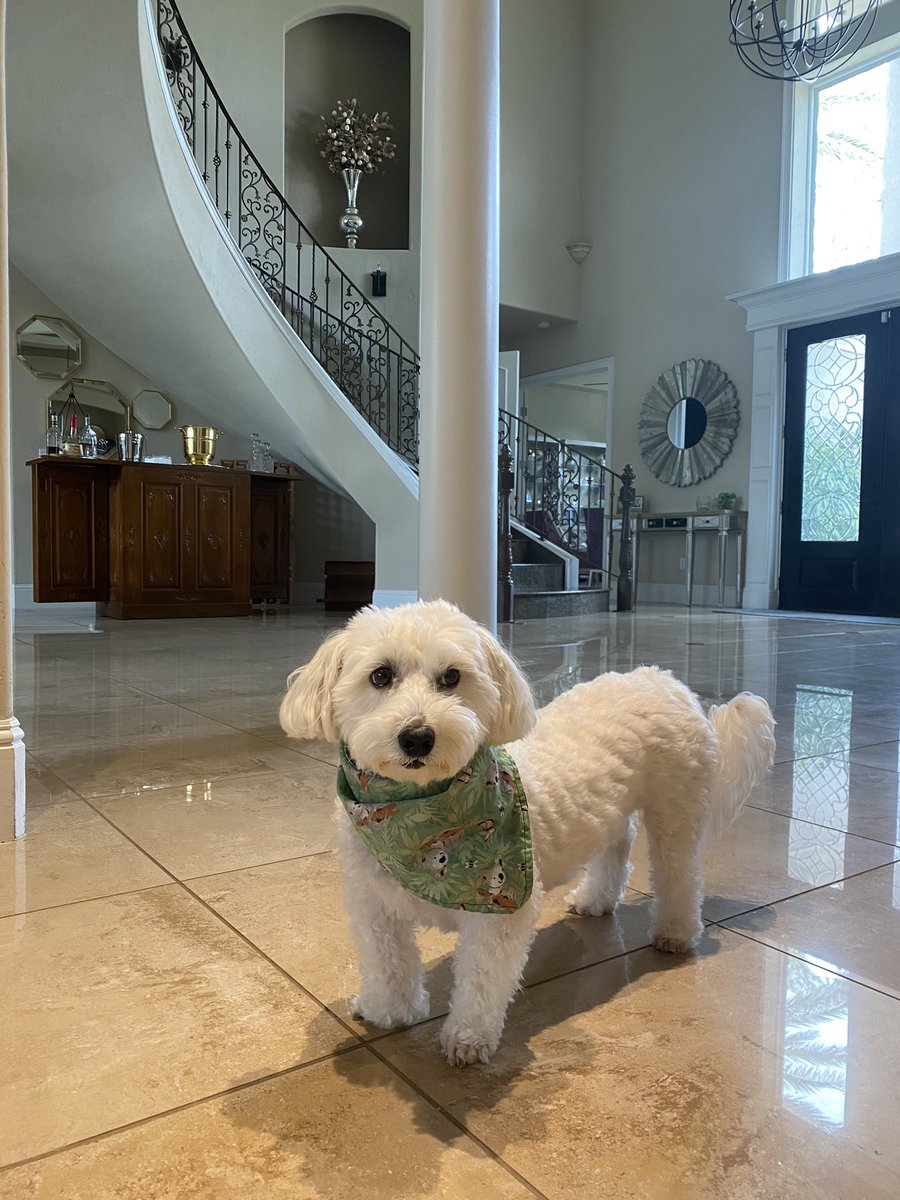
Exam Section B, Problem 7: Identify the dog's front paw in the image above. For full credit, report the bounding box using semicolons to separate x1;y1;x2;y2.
565;890;619;917
650;924;701;954
440;1019;499;1067
351;984;430;1029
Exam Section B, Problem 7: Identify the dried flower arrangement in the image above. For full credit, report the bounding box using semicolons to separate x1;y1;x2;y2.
315;98;396;175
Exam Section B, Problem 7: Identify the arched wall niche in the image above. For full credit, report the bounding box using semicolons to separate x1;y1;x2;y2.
285;12;411;249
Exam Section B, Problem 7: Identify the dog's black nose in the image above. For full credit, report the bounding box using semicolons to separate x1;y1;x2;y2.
398;725;435;759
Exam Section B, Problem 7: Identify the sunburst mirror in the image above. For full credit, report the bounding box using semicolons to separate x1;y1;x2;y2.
639;358;739;487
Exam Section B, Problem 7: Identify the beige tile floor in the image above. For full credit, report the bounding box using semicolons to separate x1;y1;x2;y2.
2;604;900;1197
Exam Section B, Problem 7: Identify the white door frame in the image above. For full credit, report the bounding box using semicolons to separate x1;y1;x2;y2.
730;252;900;610
519;356;615;464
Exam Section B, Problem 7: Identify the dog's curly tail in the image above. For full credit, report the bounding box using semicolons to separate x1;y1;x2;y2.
706;693;776;839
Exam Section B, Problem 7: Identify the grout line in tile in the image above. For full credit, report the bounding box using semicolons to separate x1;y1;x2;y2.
708;857;900;929
0;881;175;923
355;1040;551;1200
714;922;900;1005
181;847;335;886
0;1043;365;1177
77;798;368;1047
744;799;900;850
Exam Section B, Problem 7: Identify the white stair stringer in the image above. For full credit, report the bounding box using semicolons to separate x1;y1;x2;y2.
7;0;418;601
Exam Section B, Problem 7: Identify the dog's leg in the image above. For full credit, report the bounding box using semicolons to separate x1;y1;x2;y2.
566;814;637;916
344;880;430;1030
642;806;704;953
441;888;542;1067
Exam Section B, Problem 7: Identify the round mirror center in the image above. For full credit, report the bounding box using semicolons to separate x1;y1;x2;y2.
667;396;708;450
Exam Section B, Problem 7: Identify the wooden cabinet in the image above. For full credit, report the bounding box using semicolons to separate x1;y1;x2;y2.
30;459;296;618
105;465;251;618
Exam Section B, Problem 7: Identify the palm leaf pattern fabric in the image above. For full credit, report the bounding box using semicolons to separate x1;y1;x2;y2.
337;743;533;913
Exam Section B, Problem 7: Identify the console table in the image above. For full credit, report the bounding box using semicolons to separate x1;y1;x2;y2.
612;510;746;607
28;457;300;618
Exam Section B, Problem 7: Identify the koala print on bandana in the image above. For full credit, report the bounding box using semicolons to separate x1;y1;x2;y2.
337;743;534;913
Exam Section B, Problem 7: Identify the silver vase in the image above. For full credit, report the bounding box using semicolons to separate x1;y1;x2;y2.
339;167;364;249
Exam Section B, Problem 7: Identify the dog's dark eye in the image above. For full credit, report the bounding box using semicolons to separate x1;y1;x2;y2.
439;668;461;690
370;665;393;689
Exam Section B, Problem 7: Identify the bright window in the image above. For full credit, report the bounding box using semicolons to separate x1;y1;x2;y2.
786;38;900;277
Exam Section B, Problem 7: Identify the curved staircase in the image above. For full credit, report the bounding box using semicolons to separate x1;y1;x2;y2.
9;0;628;616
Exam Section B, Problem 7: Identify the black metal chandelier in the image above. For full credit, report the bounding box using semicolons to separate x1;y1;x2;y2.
729;1;880;81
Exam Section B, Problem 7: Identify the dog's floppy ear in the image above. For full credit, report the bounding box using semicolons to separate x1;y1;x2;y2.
479;630;537;744
279;628;350;743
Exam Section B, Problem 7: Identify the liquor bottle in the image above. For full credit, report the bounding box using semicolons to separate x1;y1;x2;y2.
68;412;79;443
45;412;61;455
79;414;98;459
262;441;274;473
249;432;263;471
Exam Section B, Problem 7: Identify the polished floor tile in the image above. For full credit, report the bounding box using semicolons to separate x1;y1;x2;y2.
749;754;900;846
0;885;353;1166
377;928;900;1200
33;731;309;799
93;764;338;879
23;753;82;807
0;800;169;916
0;1050;534;1199
191;851;657;1029
629;803;900;921
6;604;900;1196
722;862;900;999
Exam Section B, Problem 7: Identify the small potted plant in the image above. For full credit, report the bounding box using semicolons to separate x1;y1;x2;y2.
716;491;737;511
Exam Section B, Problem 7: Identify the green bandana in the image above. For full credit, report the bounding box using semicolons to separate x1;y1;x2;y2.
337;743;533;914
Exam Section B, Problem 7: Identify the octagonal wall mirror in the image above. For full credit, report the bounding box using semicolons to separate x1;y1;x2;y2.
16;315;82;380
132;389;172;430
47;377;129;419
639;358;739;487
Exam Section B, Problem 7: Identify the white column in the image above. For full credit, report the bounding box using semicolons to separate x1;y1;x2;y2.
418;0;500;630
0;0;25;843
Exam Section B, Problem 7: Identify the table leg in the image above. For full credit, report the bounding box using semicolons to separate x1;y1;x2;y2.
736;531;744;608
718;529;727;608
686;528;694;606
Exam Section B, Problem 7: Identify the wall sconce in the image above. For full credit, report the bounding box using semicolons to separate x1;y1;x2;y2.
566;240;593;265
371;265;387;297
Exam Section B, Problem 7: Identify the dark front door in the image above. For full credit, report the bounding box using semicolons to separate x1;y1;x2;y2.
780;308;900;615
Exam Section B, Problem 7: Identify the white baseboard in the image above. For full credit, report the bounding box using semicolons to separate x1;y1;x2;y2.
635;582;741;608
372;589;418;608
12;584;96;617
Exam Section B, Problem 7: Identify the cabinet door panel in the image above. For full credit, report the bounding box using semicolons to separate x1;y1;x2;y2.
196;483;235;590
250;478;291;602
32;464;108;602
141;480;184;590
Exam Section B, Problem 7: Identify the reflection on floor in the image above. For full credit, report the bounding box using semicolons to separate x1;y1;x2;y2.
2;604;900;1198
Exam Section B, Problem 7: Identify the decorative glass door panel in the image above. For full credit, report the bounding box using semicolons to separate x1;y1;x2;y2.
800;335;865;544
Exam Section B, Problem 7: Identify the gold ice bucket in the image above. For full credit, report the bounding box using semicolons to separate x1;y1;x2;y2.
179;425;219;466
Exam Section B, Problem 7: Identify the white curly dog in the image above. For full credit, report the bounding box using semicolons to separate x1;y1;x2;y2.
280;600;775;1067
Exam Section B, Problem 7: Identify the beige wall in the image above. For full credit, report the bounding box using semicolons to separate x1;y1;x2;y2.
524;382;606;445
499;0;586;321
515;0;784;593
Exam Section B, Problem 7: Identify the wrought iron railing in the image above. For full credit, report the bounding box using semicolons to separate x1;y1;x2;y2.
499;410;611;568
155;0;419;466
497;411;635;614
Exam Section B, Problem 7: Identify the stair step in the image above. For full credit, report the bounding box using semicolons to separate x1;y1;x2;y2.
511;562;565;592
512;587;610;620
